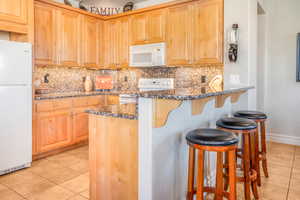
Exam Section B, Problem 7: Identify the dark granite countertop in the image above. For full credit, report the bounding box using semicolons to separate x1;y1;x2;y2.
35;86;254;101
34;90;139;100
137;86;254;100
86;103;138;120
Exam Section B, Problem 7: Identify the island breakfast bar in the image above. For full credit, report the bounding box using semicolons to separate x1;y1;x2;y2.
87;86;253;200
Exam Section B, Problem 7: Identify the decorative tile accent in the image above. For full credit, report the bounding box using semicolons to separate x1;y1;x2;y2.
34;65;223;93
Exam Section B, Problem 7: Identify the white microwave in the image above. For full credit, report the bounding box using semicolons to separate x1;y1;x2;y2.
129;42;166;67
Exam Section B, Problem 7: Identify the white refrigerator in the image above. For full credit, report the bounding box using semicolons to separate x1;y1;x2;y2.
0;40;32;175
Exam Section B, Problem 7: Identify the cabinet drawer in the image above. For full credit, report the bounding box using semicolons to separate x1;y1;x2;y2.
53;99;72;110
73;97;89;107
106;95;119;105
36;101;53;112
87;96;103;106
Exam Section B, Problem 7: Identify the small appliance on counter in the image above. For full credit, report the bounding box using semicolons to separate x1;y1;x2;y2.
95;75;113;91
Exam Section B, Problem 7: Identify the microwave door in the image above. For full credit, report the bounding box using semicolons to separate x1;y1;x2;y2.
131;52;153;67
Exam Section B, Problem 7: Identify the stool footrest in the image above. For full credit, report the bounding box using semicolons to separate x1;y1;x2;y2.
191;186;231;199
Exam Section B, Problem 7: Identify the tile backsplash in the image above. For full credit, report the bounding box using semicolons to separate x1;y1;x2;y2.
34;66;223;93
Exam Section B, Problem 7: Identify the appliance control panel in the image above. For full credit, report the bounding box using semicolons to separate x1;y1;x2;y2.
138;78;174;90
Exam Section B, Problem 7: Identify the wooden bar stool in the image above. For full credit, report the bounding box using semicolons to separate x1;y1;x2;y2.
186;128;239;200
234;110;269;187
217;117;259;200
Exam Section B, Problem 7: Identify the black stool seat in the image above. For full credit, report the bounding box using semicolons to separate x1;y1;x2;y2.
217;117;257;130
186;128;239;146
234;110;267;120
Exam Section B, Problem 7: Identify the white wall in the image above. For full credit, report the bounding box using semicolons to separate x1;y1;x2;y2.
264;0;300;145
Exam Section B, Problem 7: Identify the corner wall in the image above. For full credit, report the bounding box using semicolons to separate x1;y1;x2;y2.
265;0;300;145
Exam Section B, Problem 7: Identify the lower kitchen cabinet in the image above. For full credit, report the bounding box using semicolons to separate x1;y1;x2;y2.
72;108;89;144
33;96;107;159
36;110;72;154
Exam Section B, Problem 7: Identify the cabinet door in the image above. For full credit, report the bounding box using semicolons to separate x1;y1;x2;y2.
193;0;223;65
167;4;193;66
82;16;99;68
105;20;119;68
98;20;104;68
58;9;81;66
148;9;166;43
118;17;130;68
131;13;148;45
37;111;72;153
73;111;89;143
34;3;58;65
0;0;28;25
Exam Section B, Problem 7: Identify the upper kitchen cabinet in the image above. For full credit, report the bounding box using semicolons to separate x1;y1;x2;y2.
193;0;223;65
57;9;81;66
166;0;224;66
34;2;58;65
131;9;166;45
82;15;104;68
0;0;31;34
166;4;193;66
105;17;130;68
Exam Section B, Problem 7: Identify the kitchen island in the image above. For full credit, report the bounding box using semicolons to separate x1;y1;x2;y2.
87;86;253;200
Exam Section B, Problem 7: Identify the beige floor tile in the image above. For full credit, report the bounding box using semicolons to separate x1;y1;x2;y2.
67;194;88;200
80;189;89;199
67;146;88;155
261;174;290;188
46;154;83;168
0;187;26;200
9;179;56;196
268;163;292;176
292;168;300;178
258;183;288;200
290;176;300;192
68;160;89;174
24;185;74;200
293;157;300;170
0;170;46;188
268;155;294;167
288;189;300;200
41;167;82;184
60;174;89;193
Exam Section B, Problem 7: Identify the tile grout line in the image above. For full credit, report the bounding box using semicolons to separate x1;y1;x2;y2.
286;146;296;200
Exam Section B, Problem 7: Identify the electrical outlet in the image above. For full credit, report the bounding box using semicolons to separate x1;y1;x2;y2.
201;75;206;83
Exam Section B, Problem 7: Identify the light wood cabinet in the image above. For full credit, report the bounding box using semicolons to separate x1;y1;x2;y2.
131;9;166;45
73;109;89;143
34;3;58;65
167;0;223;66
105;17;129;68
58;9;81;66
36;110;72;153
193;0;223;64
167;3;193;66
82;16;104;68
0;0;30;33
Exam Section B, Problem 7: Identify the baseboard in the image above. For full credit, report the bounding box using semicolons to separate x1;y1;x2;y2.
267;133;300;146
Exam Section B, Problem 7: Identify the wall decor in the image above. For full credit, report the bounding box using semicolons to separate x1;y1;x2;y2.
228;24;239;63
123;2;134;12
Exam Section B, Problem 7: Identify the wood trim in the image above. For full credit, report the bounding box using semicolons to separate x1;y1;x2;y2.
34;0;196;21
191;97;213;115
0;20;28;34
152;98;182;128
230;91;246;103
34;0;106;19
215;94;231;108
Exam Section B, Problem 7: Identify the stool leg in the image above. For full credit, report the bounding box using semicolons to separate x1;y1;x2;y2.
215;152;224;200
255;128;261;186
250;133;259;199
261;121;269;178
196;150;205;200
228;149;237;200
187;147;196;200
224;152;229;191
243;134;251;200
